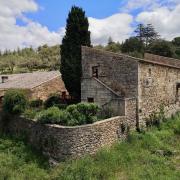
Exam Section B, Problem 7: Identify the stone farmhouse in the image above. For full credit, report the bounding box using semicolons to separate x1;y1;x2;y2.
0;71;68;105
81;46;180;127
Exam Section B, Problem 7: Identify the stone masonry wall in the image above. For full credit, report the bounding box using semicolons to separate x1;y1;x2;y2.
30;76;68;101
81;46;139;98
0;116;129;161
138;62;180;125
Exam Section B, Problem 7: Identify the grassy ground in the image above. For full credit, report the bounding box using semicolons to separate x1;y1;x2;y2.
0;114;180;180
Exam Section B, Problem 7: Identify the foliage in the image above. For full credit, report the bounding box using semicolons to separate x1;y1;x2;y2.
146;104;166;129
172;37;180;47
105;39;121;53
148;40;174;57
0;114;180;179
2;89;28;115
36;107;69;124
0;134;49;179
29;99;43;108
37;103;99;126
0;45;60;74
60;6;91;102
135;23;160;47
121;37;144;54
44;94;66;109
23;109;39;120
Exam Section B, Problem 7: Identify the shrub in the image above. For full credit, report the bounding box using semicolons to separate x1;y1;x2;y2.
36;107;62;124
23;109;38;120
44;94;66;109
29;99;43;108
37;103;100;126
2;89;28;115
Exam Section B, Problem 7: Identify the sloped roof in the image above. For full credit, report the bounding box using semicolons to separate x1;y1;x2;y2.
82;46;180;69
0;71;61;89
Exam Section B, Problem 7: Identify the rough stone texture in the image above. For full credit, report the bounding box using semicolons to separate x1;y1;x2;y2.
81;46;139;98
81;47;180;127
138;61;180;125
0;116;128;161
30;77;68;101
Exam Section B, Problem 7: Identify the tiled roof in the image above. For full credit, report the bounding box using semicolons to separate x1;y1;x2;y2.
0;71;61;89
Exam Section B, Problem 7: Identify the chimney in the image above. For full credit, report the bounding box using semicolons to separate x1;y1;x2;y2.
1;76;8;83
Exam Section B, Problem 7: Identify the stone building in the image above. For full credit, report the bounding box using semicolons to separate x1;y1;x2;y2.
81;46;180;127
0;71;68;104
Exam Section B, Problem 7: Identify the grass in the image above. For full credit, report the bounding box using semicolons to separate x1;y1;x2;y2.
0;114;180;180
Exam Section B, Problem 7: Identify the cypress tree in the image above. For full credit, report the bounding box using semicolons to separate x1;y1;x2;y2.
60;6;91;102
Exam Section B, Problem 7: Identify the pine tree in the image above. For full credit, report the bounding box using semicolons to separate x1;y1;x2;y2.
135;24;146;43
135;23;159;47
60;6;91;102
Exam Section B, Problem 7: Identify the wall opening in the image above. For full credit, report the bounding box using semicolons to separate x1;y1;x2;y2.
92;66;99;78
176;83;180;102
87;97;94;103
62;91;66;100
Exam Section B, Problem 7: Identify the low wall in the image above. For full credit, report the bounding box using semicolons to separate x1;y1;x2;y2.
0;115;128;161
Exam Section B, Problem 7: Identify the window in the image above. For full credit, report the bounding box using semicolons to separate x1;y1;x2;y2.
92;66;99;78
62;91;66;99
87;97;94;103
148;68;151;76
176;83;180;102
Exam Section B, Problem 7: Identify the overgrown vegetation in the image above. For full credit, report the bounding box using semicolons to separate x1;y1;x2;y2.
36;103;100;126
0;113;179;179
2;89;28;115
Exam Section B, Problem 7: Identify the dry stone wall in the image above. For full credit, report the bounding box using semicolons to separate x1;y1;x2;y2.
0;115;129;161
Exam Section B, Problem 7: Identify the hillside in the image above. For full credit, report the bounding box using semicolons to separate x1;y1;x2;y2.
0;45;60;74
0;114;179;179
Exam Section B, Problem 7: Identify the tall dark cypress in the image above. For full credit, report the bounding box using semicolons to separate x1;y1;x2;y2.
60;6;91;102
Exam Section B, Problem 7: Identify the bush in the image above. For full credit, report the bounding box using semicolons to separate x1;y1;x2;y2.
23;109;38;119
36;107;62;124
2;89;28;115
44;94;66;109
29;99;43;108
37;103;100;126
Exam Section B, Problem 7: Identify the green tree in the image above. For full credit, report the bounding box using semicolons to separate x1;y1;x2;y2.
60;6;91;102
148;40;174;57
135;24;159;47
121;37;144;54
172;37;180;46
135;23;146;43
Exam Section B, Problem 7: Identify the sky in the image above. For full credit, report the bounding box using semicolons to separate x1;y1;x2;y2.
0;0;180;51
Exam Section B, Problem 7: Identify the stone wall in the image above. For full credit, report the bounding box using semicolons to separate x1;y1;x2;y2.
81;46;139;98
138;61;180;125
30;76;68;101
0;115;129;161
